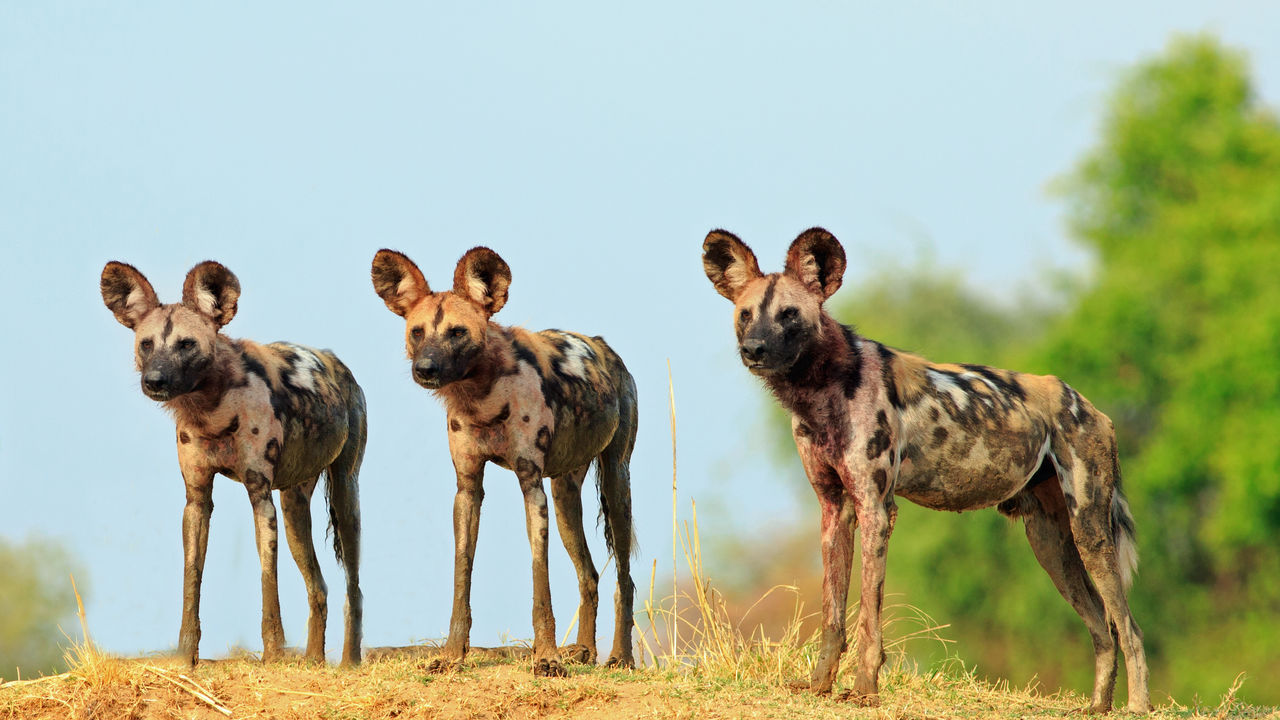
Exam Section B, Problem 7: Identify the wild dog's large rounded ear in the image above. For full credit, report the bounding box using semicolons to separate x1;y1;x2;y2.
702;229;761;301
372;249;431;317
101;261;160;329
181;261;241;328
452;246;511;316
784;227;845;301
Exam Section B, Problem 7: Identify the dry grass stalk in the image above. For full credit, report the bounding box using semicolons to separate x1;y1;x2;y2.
143;665;232;716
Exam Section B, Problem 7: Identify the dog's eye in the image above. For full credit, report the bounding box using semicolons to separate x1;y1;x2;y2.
778;307;799;323
177;338;196;352
448;326;468;340
410;326;424;341
738;308;752;323
139;339;154;353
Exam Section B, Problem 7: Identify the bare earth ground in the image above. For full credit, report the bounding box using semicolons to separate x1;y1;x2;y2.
2;646;1277;720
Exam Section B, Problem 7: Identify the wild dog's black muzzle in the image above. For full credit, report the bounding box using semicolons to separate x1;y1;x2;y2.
141;368;177;400
413;357;442;388
740;338;768;364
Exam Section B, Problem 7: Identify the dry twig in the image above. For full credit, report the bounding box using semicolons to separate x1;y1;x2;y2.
143;665;232;717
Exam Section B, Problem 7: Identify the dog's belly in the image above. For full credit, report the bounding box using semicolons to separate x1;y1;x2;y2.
893;426;1049;511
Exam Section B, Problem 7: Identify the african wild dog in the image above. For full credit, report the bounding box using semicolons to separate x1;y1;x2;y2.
371;247;638;678
100;260;365;668
702;228;1151;713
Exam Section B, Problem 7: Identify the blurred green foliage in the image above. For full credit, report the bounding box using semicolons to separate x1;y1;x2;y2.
740;35;1280;704
0;536;81;679
1030;34;1280;702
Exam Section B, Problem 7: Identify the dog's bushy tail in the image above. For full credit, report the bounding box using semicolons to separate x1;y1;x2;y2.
1111;484;1139;590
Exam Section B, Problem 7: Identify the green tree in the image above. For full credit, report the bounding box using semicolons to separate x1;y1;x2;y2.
0;536;82;679
1036;34;1280;701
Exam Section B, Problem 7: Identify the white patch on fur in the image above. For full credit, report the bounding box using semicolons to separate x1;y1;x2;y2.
396;274;419;299
927;369;970;409
465;274;488;306
1113;491;1139;590
283;343;322;391
558;335;594;379
194;286;218;317
723;263;756;293
126;286;151;317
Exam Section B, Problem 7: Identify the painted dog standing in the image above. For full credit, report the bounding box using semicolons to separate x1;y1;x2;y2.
371;247;638;677
101;261;365;667
702;229;1150;713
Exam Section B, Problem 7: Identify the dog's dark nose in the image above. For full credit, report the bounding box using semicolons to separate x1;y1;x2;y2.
740;339;767;363
142;371;168;393
413;358;439;383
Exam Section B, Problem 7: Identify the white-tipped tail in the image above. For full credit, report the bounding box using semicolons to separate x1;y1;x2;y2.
1111;490;1139;590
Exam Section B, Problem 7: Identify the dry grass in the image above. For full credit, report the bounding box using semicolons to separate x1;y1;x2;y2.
4;375;1276;719
3;644;1275;720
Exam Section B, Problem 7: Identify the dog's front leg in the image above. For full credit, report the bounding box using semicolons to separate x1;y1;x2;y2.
519;464;565;677
795;426;855;695
848;467;895;704
244;470;285;661
178;471;214;668
430;458;485;673
813;480;856;695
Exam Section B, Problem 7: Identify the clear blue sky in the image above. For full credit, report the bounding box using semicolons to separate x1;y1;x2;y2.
2;3;1278;662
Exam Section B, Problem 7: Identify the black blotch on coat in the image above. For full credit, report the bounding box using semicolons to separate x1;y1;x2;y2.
876;343;902;407
219;415;240;437
522;415;530;423
840;325;864;399
961;364;1027;403
872;468;888;493
264;437;281;466
931;426;949;448
516;457;542;479
865;410;892;460
535;426;551;453
251;426;259;435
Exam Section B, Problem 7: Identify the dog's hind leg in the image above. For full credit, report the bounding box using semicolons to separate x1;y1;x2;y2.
281;477;327;663
327;403;365;667
245;470;286;661
597;384;637;669
550;465;599;665
1056;425;1151;713
1014;475;1118;713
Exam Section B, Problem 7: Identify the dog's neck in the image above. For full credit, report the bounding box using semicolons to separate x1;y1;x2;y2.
763;314;862;425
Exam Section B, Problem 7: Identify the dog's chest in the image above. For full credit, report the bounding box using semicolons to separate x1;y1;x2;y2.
448;362;555;469
175;374;284;481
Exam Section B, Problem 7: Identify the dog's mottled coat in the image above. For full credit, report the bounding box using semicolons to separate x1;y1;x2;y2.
101;261;365;667
702;228;1150;713
372;247;638;678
